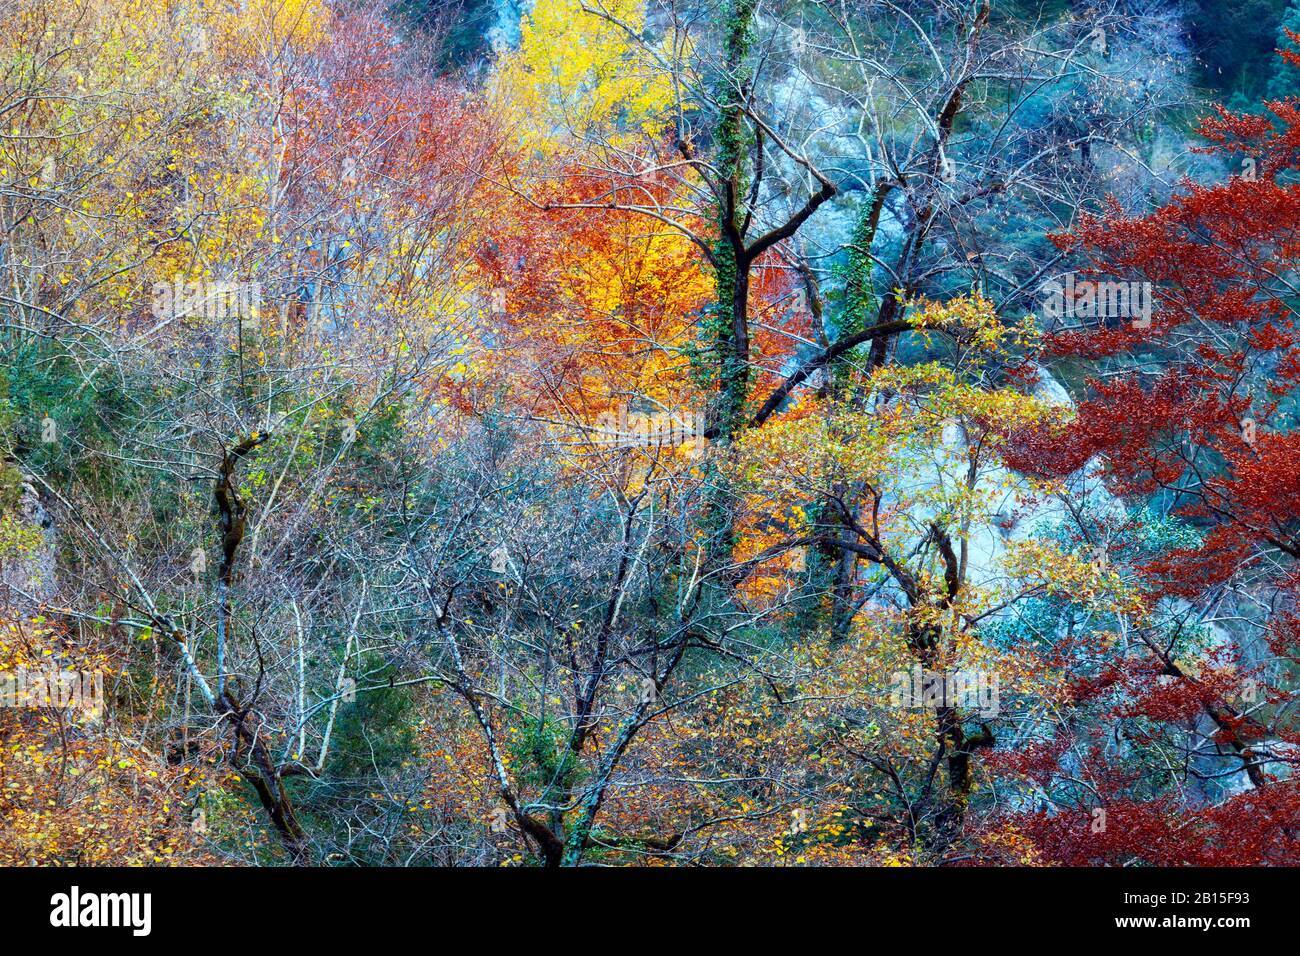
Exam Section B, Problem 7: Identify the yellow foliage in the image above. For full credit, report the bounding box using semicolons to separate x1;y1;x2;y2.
0;617;219;865
491;0;675;152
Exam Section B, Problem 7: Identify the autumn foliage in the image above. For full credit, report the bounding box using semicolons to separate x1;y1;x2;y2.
0;0;1297;869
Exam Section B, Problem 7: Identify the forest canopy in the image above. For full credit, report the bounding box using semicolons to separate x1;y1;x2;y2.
0;0;1297;868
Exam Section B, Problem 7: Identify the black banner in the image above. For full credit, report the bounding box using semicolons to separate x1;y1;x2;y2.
0;866;1279;945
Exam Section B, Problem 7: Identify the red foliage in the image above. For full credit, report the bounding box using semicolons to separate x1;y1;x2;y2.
997;87;1300;866
1002;786;1300;866
1014;96;1300;592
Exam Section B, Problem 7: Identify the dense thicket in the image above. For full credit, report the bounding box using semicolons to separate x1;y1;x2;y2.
0;0;1295;866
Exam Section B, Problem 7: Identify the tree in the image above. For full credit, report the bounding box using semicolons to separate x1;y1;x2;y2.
1270;17;1300;99
997;93;1300;864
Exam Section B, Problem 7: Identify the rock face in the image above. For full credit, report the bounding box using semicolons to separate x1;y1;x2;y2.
0;476;57;606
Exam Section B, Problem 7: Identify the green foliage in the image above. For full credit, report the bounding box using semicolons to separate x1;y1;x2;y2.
1190;0;1288;96
1269;0;1300;98
0;343;131;495
827;197;881;383
388;0;500;66
509;711;583;795
324;657;420;780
